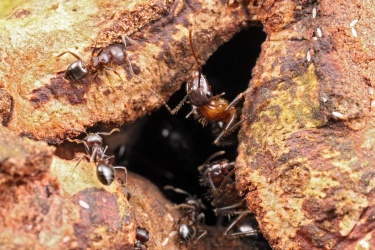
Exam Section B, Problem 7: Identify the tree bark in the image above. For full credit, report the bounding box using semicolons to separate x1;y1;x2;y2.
0;0;257;249
237;1;375;249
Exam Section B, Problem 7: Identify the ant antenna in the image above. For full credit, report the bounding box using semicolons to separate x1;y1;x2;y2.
189;30;202;88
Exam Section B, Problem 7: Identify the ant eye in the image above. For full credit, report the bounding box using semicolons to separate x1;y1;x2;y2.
206;92;212;98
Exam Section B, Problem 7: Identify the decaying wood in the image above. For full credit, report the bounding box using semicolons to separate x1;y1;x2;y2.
2;0;375;249
0;0;255;143
237;0;375;249
0;0;260;249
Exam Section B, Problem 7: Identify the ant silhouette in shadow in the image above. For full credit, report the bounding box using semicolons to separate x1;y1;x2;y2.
149;30;267;145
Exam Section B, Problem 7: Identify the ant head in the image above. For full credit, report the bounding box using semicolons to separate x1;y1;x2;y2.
187;30;213;106
186;70;213;107
84;133;103;148
65;60;88;82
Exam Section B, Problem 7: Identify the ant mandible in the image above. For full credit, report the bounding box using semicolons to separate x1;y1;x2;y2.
56;35;131;82
67;128;127;185
149;30;265;145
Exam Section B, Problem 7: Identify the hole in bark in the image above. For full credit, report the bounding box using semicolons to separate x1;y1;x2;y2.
118;26;266;223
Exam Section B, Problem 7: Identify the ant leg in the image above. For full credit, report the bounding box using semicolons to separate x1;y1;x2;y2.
149;87;191;115
223;212;259;237
67;138;91;156
66;153;91;181
214;202;246;215
55;51;82;61
224;80;263;111
185;105;198;118
96;128;120;136
164;185;192;197
213;111;236;145
113;166;128;185
104;67;122;81
195;230;207;241
217;163;235;189
221;99;270;139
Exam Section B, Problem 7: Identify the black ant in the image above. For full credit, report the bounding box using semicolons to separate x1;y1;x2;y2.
134;226;149;249
162;186;207;247
56;35;131;82
198;151;260;238
67;128;127;185
149;30;266;145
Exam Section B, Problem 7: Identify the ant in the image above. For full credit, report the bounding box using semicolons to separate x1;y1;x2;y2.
56;35;132;82
148;30;266;145
198;151;260;238
67;128;127;185
162;186;207;247
134;226;149;249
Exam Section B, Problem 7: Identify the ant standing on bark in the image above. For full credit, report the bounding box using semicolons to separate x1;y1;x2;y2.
56;35;132;83
198;151;261;238
149;30;266;145
162;186;207;247
67;128;127;186
134;226;150;250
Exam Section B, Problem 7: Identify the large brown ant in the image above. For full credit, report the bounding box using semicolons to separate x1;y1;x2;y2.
67;128;127;185
198;151;260;238
149;30;266;145
162;186;207;247
56;35;131;82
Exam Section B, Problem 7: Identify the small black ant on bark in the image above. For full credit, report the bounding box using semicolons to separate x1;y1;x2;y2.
149;30;266;145
67;128;127;185
198;151;260;238
134;226;149;249
56;35;132;82
162;186;207;247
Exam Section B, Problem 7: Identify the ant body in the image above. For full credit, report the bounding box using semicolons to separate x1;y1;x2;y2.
149;30;265;145
67;128;127;185
162;186;207;246
56;35;131;82
134;226;149;249
198;151;260;238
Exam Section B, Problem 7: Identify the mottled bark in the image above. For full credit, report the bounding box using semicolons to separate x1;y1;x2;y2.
0;0;258;249
237;0;375;249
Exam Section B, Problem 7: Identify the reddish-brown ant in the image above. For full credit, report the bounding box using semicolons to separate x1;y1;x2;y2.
56;35;131;82
67;128;127;185
149;30;265;145
198;151;260;238
162;186;207;247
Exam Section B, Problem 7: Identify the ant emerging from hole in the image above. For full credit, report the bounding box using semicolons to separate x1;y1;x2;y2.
67;128;127;186
149;30;267;145
162;186;207;247
198;151;260;238
134;226;150;250
56;35;133;82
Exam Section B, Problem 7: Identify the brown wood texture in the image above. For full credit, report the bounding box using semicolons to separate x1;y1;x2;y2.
236;0;375;249
2;0;375;249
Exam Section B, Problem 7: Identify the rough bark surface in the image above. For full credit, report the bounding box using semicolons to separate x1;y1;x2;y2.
0;0;259;249
0;0;255;143
237;0;375;249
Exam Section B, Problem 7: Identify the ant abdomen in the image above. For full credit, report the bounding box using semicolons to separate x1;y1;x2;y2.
65;60;88;82
96;164;115;186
